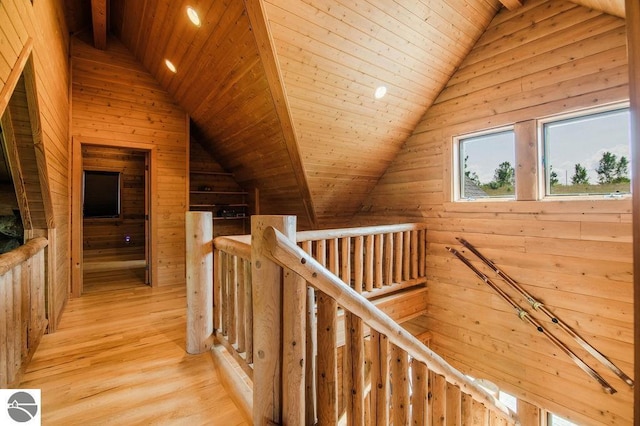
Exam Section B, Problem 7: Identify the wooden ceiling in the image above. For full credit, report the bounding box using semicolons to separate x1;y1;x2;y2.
61;0;626;228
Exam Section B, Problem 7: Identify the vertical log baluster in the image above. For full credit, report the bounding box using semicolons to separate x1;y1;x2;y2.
341;237;351;288
228;254;237;345
221;251;229;336
329;238;339;276
374;234;383;289
282;268;306;426
370;330;389;426
237;258;246;354
364;235;374;292
394;232;403;284
244;259;253;364
403;230;411;281
383;233;393;286
301;240;317;425
343;234;364;426
431;373;447;425
313;239;338;424
317;290;338;424
411;359;428;426
354;236;364;293
410;230;418;279
213;248;220;333
447;382;462;426
391;343;409;426
418;229;426;277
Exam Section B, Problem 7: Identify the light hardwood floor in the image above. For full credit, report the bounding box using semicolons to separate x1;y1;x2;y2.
20;274;248;425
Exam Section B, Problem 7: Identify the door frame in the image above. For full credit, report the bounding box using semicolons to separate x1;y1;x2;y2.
71;136;157;297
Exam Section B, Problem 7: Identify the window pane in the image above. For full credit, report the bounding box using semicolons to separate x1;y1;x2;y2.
459;130;515;199
544;108;630;196
548;413;580;426
498;390;517;412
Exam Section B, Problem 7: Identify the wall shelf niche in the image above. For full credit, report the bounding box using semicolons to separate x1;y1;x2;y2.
189;141;254;237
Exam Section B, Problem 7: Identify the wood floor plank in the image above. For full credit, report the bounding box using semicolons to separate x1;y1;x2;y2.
20;276;248;425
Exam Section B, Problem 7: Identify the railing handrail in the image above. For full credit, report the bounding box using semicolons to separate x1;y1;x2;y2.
296;222;426;242
212;223;427;255
262;225;520;425
213;235;251;259
0;237;48;276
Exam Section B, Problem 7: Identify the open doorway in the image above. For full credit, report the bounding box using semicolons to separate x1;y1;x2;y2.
71;138;156;297
80;145;149;293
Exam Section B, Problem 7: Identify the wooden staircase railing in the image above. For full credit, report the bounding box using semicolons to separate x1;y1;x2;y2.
185;214;519;425
0;237;48;387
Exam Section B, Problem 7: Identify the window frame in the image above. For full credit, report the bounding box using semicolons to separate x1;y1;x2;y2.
537;102;631;200
453;125;516;202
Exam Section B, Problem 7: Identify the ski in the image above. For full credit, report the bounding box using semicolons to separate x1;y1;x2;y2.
456;237;634;388
447;246;616;394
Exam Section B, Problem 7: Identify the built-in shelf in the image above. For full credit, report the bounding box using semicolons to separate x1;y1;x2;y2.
189;166;252;236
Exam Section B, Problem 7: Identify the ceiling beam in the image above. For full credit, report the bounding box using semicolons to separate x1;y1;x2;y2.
244;0;318;229
498;0;524;10
91;0;108;50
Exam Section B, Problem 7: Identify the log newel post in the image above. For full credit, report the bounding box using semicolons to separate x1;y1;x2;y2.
252;215;300;425
185;211;214;354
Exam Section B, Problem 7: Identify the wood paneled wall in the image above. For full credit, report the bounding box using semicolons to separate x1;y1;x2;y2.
82;145;145;261
356;1;632;424
0;0;71;331
71;34;188;287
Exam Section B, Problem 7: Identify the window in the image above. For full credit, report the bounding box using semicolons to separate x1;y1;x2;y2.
83;170;121;218
455;128;515;200
547;412;579;426
542;106;630;197
498;390;517;412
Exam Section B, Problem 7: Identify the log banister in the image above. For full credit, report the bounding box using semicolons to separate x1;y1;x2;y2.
0;237;47;275
262;225;519;425
296;223;425;241
0;236;48;388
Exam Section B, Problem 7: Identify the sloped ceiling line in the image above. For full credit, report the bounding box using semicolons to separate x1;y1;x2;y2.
244;0;318;229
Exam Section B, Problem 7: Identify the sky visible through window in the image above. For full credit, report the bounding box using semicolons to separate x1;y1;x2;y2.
544;108;630;188
459;108;630;198
461;131;515;185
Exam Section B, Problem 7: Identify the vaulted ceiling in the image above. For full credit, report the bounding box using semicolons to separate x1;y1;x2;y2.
62;0;626;229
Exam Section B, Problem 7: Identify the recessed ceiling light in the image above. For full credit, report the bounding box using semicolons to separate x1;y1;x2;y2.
165;59;177;73
186;6;201;27
374;85;387;99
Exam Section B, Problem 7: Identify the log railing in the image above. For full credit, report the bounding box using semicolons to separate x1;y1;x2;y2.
186;214;518;425
212;233;253;379
0;237;48;387
296;223;427;299
254;218;518;425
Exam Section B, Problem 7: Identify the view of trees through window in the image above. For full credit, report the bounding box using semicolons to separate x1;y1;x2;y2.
459;129;515;199
544;107;630;196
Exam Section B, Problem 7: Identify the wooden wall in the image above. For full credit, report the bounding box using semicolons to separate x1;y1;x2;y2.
0;0;71;331
71;34;188;287
356;1;633;424
82;145;145;261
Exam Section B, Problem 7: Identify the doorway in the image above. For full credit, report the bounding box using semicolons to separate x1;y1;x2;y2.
81;145;149;292
71;138;156;297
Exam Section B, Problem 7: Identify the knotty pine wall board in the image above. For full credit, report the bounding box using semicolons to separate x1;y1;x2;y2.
356;0;632;423
71;34;188;287
1;0;70;331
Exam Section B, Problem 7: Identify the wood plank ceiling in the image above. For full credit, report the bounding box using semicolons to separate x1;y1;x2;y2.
62;0;626;228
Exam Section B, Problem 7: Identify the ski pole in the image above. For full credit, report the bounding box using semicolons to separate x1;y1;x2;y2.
456;237;633;388
447;246;616;394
